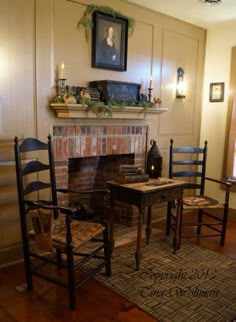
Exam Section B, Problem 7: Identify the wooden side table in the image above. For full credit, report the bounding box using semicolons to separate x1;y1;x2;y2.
107;178;185;270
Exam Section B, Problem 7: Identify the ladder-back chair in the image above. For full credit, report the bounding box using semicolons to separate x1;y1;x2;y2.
14;135;111;309
166;139;232;247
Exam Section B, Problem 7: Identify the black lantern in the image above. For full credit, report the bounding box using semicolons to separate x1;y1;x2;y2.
146;139;163;178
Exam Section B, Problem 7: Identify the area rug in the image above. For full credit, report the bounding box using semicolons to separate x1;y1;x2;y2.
95;236;236;322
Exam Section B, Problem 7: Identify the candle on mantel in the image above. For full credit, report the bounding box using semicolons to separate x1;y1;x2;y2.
149;75;153;89
140;79;144;94
60;61;65;79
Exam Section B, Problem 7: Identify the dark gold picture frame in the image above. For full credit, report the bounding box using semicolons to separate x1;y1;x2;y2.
209;82;225;102
92;11;128;72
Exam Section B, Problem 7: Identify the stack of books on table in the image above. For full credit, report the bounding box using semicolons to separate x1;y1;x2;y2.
116;165;149;184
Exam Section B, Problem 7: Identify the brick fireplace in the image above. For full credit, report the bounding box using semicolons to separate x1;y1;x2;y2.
52;124;148;226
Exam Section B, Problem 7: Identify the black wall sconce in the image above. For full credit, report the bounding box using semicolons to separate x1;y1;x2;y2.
146;140;163;178
176;67;186;99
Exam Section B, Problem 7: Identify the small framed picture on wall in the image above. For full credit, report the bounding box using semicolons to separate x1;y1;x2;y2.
209;82;225;102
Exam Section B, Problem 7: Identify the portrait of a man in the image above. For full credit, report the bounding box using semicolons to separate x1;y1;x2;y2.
92;11;128;71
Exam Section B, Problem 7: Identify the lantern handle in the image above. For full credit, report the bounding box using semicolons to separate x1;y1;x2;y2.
150;139;156;146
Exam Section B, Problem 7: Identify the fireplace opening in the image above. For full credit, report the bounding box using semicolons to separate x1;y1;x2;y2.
68;153;140;226
53;124;149;226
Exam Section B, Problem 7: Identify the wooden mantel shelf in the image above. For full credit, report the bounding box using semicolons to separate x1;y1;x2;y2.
50;103;168;119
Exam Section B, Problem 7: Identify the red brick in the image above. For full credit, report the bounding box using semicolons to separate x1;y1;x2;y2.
85;137;91;156
63;137;68;158
107;137;113;155
75;126;81;136
55;138;63;159
107;126;113;135
96;137;102;155
69;126;76;136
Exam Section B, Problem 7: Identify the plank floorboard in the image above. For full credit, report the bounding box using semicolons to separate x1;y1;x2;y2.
0;212;235;321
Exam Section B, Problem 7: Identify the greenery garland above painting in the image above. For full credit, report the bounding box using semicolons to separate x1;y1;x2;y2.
77;4;135;41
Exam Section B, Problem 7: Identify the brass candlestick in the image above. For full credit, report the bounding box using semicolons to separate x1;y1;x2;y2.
58;78;67;96
52;78;67;103
148;87;153;102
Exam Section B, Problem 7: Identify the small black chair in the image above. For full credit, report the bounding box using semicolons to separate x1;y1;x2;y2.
14;135;111;309
166;139;232;247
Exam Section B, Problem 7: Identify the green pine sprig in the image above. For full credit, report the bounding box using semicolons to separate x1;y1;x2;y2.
77;4;135;41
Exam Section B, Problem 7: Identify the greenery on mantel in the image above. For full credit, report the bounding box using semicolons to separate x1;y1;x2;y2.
83;100;155;118
51;90;155;118
77;4;136;41
52;97;155;119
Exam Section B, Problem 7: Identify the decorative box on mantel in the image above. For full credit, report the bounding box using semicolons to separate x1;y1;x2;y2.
89;80;141;104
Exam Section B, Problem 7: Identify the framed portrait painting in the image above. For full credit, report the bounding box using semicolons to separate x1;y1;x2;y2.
209;82;225;102
92;11;128;71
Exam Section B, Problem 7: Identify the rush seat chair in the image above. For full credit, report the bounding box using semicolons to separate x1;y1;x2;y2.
166;139;232;247
14;135;111;309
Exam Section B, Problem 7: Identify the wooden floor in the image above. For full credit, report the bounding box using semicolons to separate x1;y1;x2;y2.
1;212;236;322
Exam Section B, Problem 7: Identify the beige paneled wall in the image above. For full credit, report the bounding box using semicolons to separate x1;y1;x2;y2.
47;0;205;168
160;30;199;138
0;0;206;265
0;142;21;266
52;0;153;87
35;0;56;136
200;23;236;208
0;0;36;266
0;0;36;140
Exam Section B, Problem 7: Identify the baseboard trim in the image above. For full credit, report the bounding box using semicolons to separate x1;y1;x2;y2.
0;243;23;268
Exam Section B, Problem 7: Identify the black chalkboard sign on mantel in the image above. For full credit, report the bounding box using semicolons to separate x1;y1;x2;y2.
89;80;142;104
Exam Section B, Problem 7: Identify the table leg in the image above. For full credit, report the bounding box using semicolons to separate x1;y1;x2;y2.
109;191;115;255
135;206;144;270
146;206;152;244
177;198;183;250
173;197;183;252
